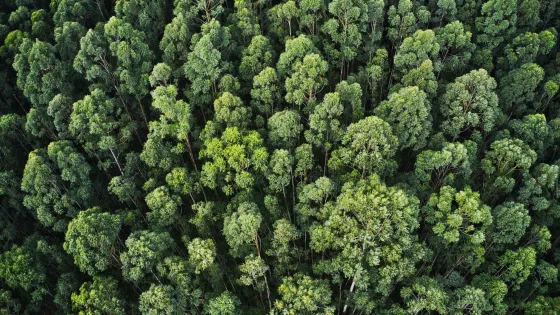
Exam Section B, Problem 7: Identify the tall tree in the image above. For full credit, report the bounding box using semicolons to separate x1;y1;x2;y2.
329;116;398;178
64;207;121;276
374;86;431;150
21;141;92;232
310;174;426;312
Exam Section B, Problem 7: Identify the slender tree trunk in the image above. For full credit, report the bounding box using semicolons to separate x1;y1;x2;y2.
343;240;367;313
323;149;328;176
185;134;198;172
291;170;296;218
282;184;292;221
263;273;273;311
137;99;149;129
109;148;124;175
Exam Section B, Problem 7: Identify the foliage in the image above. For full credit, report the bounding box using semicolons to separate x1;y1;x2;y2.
2;0;560;313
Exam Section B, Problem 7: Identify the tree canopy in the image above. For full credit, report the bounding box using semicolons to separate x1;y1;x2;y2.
1;0;560;313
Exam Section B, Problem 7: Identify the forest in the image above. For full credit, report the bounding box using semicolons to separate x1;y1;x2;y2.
1;0;560;313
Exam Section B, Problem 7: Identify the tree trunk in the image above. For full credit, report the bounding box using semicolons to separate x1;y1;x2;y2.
343;239;367;313
109;148;124;175
185;134;199;172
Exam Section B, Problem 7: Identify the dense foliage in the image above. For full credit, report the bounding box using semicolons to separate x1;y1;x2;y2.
1;0;560;313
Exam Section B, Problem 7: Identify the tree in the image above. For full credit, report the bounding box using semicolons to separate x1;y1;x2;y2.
475;0;518;51
517;0;541;30
13;38;60;110
434;21;475;76
0;244;45;293
268;110;302;149
294;143;314;182
494;247;537;290
184;19;234;107
414;141;474;193
335;81;364;122
482;138;537;199
47;93;73;139
184;35;223;105
321;0;366;79
267;219;299;272
296;176;336;225
74;17;154;99
231;0;261;45
204;292;240;315
374;86;431;150
114;0;166;48
400;276;448;314
160;12;191;73
21;141;92;232
361;0;385;58
29;9;51;41
393;29;440;78
471;273;508;313
267;149;294;208
499;63;544;114
298;0;323;36
187;0;225;24
154;256;193;296
54;21;87;65
145;186;181;228
509;114;553;157
223;202;262;257
238;255;272;309
251;67;281;118
239;36;274;85
72;18;153;132
70;89;135;174
285;53;329;111
499;32;553;71
489;202;530;245
440;69;502;140
329;116;398;177
200;127;268;195
517;163;560;226
213;92;250;129
121;230;174;283
425;186;492;246
523;296;560;314
141;83;191;172
357;49;389;104
276;35;318;77
187;238;216;274
424;186;494;278
449;286;492;314
139;284;186;315
387;0;430;50
52;0;101;28
305;92;344;174
54;273;80;314
269;1;300;38
103;16;154;98
400;59;438;98
272;274;334;314
64;207;121;276
435;0;457;24
310;174;425;311
13;38;62;138
0;289;22;315
73;22;112;88
71;276;125;315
